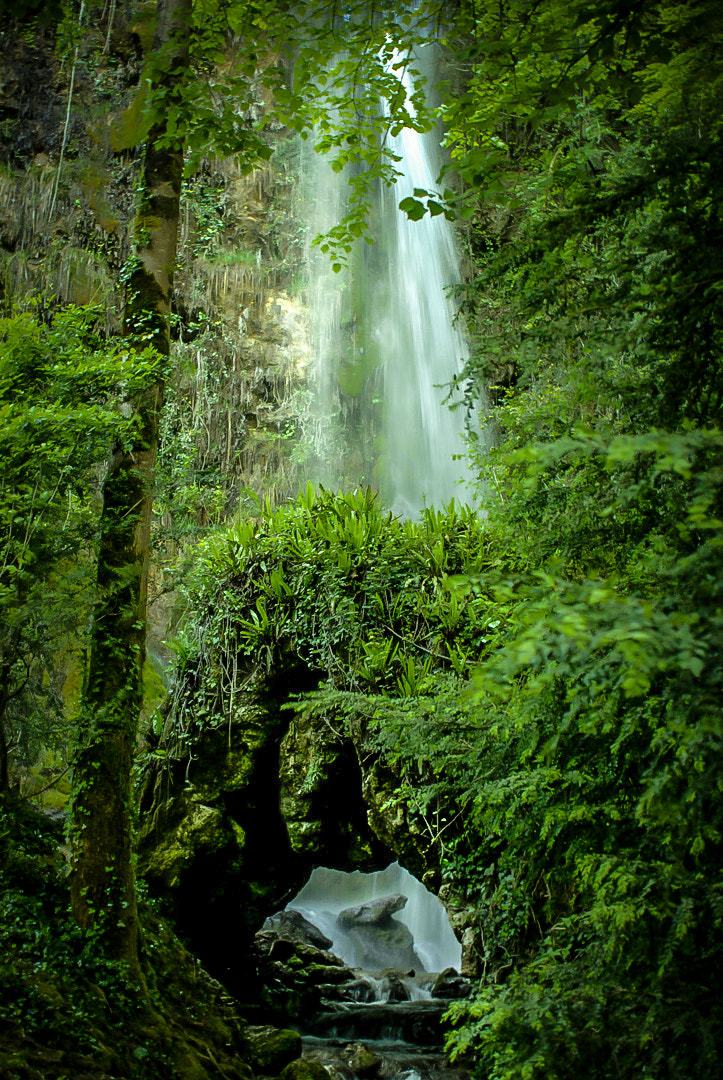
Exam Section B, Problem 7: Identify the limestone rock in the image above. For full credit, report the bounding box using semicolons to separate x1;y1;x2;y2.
266;908;333;950
336;895;419;971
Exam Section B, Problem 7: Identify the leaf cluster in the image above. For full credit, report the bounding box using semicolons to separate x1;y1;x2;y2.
180;485;495;701
409;3;723;1075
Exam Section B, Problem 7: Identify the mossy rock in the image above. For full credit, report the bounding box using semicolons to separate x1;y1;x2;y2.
280;1060;331;1080
141;798;230;888
346;1044;382;1077
246;1025;302;1074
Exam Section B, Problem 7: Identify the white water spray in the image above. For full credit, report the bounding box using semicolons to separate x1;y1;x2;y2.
284;862;462;974
375;59;473;516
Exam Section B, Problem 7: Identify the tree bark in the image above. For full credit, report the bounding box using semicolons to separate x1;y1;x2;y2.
70;0;191;974
0;690;9;802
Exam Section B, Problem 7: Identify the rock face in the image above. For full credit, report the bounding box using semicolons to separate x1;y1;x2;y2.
136;669;476;994
137;666;439;995
336;894;420;972
254;926;356;1022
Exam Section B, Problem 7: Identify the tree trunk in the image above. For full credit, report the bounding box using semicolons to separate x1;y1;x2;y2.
0;691;9;802
70;0;191;974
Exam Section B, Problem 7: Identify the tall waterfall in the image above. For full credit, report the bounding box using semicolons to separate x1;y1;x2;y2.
303;53;477;516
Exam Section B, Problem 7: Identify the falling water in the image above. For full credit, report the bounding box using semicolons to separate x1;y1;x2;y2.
283;862;462;974
303;50;478;516
374;59;473;516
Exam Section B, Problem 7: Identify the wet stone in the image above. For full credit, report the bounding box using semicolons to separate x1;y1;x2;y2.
267;909;334;951
336;894;419;971
381;974;410;1002
430;969;472;1001
337;894;408;927
281;1060;332;1080
345;1043;382;1077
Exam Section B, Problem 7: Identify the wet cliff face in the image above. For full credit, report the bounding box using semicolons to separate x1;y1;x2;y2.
136;663;392;997
0;7;315;509
0;8;323;698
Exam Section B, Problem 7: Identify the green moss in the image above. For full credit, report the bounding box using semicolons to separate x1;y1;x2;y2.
246;1025;301;1074
280;1060;331;1080
229;818;246;849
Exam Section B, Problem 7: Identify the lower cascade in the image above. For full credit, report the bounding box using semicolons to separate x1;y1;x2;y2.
258;865;470;1080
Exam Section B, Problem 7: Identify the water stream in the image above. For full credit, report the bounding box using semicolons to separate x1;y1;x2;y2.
285;863;461;974
263;864;469;1080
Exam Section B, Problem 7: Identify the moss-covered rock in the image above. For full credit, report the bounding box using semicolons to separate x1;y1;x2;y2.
278;714;383;867
142;797;229;888
246;1025;302;1074
345;1044;382;1076
280;1059;332;1080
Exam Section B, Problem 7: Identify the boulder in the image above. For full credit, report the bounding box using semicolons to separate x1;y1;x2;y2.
337;894;407;926
336;894;419;971
345;1043;382;1077
280;1060;332;1080
380;973;410;1002
266;908;333;950
431;967;472;1000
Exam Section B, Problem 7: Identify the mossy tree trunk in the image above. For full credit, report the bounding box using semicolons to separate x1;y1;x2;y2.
70;0;191;974
0;690;9;802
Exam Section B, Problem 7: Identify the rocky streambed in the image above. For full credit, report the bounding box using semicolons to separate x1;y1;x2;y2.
254;893;471;1080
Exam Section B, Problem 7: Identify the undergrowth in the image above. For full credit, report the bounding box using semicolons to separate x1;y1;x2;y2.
0;804;250;1080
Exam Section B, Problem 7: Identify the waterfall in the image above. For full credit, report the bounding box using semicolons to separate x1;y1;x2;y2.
303;50;477;516
375;60;473;517
283;862;462;974
261;864;469;1080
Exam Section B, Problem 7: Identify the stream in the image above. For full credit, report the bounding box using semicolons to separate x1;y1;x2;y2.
260;865;471;1080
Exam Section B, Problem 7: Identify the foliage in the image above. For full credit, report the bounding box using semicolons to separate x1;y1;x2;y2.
162;4;723;1075
2;1;721;1076
117;0;467;268
392;2;723;1077
179;486;491;706
0;305;160;789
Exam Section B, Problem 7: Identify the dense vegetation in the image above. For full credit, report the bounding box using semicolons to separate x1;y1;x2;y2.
1;0;721;1078
171;1;723;1075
